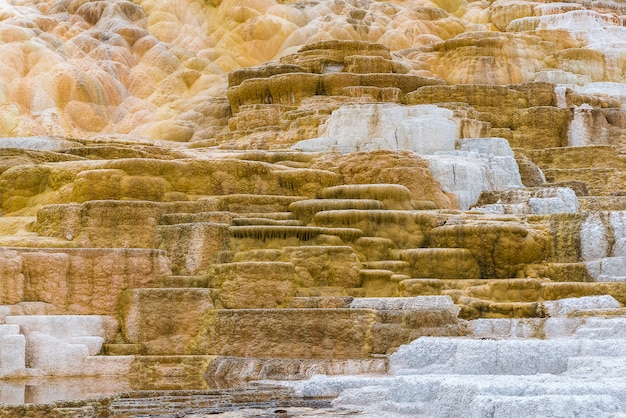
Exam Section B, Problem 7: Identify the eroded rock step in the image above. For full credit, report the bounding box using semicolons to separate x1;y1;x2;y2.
542;167;625;196
204;298;460;359
0;247;169;315
228;225;363;244
160;275;209;288
401;278;626;318
289;199;385;223
120;297;464;358
313;210;437;248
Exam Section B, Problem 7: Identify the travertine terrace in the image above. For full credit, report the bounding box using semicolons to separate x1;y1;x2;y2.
0;0;626;416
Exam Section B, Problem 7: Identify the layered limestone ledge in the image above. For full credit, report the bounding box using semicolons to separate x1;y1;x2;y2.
0;159;339;215
208;262;299;309
319;184;415;210
183;296;464;359
120;288;215;356
227;73;443;114
406;82;624;152
156;222;229;275
208;248;361;308
429;222;549;279
0;247;170;314
288;199;385;223
35;200;222;247
312;210;436;249
394;248;481;280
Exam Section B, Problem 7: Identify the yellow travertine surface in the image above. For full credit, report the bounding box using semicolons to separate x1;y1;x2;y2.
0;0;623;141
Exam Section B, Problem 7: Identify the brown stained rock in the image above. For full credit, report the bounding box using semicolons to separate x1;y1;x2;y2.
344;55;394;74
515;153;546;187
228;73;320;114
156;223;230;275
289;199;385;223
130;355;216;390
0;248;24;304
396;248;481;280
554;48;607;83
320;73;444;96
313;210;429;249
209;262;302;308
280;40;392;74
539;282;626;305
414;33;550;85
284;246;361;288
490;1;535;31
228;64;307;88
429;223;550;279
543;168;626;196
35;200;224;247
0;248;169;315
310;150;453;209
187;309;375;359
537;213;588;263
228;104;294;131
509;107;570;149
120;288;215;355
185;302;464;358
406;82;556;127
523;146;626;170
0;159;339;215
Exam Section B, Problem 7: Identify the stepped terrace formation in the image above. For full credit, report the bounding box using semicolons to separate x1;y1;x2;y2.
0;0;625;416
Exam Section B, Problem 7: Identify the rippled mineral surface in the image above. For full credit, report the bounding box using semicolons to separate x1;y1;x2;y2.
1;0;626;417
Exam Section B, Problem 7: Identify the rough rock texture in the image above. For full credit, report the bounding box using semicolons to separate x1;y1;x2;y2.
0;0;625;415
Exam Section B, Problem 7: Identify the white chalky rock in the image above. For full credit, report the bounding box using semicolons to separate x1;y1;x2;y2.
457;137;515;157
528;196;572;214
581;212;612;262
292;104;458;154
586;257;626;282
350;296;459;315
0;136;77;151
426;138;523;210
475;187;580;215
6;315;105;341
3;315;127;376
541;295;621;317
424;154;490;210
574;83;626;107
0;324;25;377
568;104;611;147
284;309;626;417
0;381;26;404
581;211;626;281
